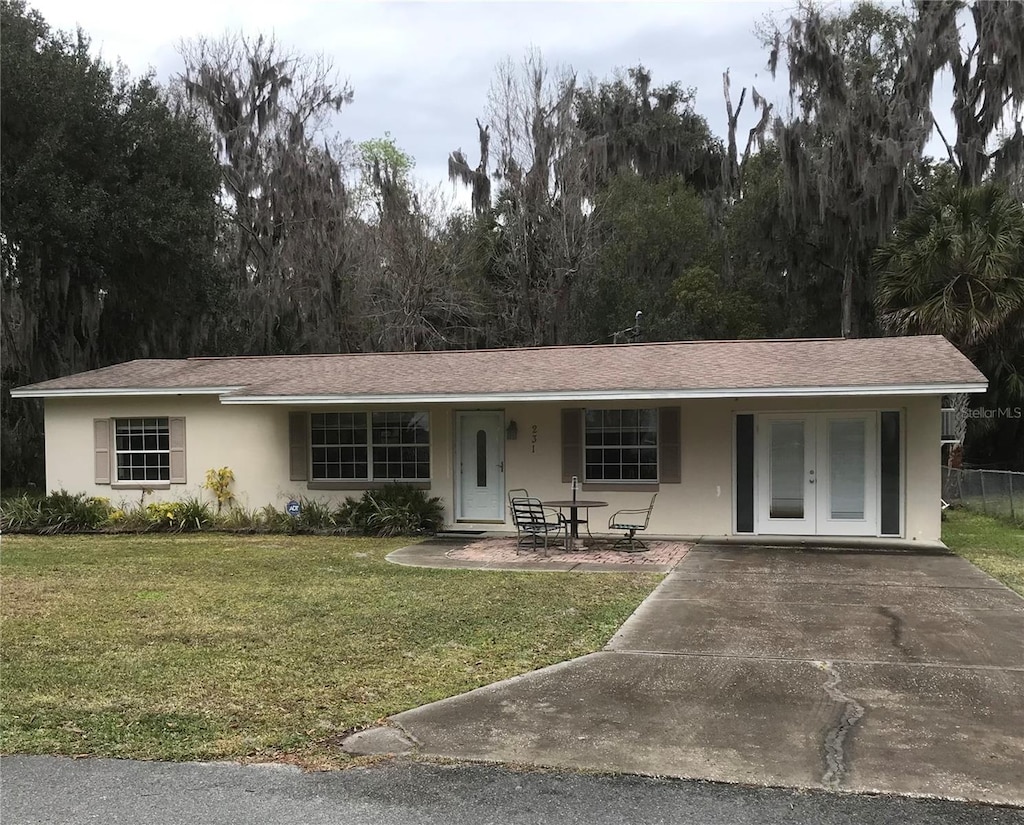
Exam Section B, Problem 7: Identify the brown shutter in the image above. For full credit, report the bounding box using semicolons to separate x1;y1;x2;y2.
561;408;583;483
94;419;111;484
169;417;187;483
659;406;681;483
289;411;309;481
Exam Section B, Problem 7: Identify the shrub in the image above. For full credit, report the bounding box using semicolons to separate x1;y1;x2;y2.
38;491;112;534
202;467;235;514
114;504;156;533
219;506;260;532
258;504;293;533
0;494;43;533
0;490;113;534
339;485;444;536
291;497;338;533
174;496;214;532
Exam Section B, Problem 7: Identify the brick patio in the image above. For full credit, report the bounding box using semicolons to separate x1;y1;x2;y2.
447;537;693;567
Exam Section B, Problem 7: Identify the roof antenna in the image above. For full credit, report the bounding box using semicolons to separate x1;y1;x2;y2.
630;310;643;343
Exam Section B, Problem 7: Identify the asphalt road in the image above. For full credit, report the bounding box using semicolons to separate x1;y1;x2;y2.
2;757;1020;825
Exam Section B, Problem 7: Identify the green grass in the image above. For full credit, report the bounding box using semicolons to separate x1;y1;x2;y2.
943;509;1024;595
0;534;658;767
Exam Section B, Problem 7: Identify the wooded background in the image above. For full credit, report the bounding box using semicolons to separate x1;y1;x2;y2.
3;0;1022;487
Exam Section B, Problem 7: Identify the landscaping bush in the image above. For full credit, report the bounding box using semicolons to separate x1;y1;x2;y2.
292;497;338;533
0;493;43;533
1;485;444;537
0;490;114;534
172;497;215;532
338;485;444;536
258;504;294;533
218;505;262;532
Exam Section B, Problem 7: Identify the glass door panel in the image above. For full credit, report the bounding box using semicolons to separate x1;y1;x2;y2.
817;413;877;536
757;415;816;535
770;421;806;519
828;419;866;519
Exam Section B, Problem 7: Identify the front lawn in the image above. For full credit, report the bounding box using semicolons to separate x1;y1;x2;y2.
0;535;659;767
943;509;1024;595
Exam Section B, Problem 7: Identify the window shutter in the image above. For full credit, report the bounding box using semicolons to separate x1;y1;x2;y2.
561;408;583;483
289;412;309;481
169;417;187;483
659;407;681;483
94;419;111;484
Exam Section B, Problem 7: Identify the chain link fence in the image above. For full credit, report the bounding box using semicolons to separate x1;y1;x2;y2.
942;466;1024;526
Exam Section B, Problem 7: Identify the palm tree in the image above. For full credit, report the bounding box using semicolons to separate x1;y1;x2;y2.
874;181;1024;404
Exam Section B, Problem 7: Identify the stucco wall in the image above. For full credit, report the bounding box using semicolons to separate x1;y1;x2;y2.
44;396;295;509
43;394;942;540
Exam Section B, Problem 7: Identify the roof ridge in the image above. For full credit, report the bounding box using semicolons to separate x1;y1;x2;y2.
181;335;931;363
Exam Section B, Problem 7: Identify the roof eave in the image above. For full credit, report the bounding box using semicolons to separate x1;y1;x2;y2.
9;387;244;399
218;382;989;405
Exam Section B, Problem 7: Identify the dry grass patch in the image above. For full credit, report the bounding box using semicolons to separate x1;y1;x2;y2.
0;534;658;767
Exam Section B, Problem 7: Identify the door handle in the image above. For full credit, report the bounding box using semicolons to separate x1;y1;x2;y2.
498;462;504;472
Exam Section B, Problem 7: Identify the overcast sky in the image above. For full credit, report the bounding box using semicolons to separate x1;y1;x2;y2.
28;0;955;204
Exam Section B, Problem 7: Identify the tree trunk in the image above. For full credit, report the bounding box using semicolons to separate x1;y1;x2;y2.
841;260;854;339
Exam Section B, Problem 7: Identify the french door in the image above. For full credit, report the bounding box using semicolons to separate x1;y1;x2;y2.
757;413;878;536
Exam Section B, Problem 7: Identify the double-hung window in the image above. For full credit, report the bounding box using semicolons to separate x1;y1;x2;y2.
310;412;430;481
584;409;658;482
115;418;170;482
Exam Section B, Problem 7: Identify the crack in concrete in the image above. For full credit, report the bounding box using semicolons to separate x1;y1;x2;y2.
877;606;913;660
815;661;865;791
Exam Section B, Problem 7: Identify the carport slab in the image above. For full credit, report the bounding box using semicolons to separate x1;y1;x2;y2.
606;597;1024;667
391;652;1024;805
652;578;1024;610
679;547;1000;588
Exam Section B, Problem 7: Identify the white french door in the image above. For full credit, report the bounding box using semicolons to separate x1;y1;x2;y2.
756;413;877;536
455;411;505;522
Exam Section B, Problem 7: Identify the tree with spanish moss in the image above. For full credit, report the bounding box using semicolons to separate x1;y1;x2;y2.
179;33;359;355
1;0;221;487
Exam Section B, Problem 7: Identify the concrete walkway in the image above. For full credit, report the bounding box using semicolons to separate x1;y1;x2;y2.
366;543;1024;805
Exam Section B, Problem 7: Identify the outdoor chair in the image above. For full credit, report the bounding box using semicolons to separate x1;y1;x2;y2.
608;493;657;552
510;496;566;556
507;488;530;509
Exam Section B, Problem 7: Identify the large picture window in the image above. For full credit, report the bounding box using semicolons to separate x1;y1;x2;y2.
584;409;658;482
310;411;430;481
115;418;170;482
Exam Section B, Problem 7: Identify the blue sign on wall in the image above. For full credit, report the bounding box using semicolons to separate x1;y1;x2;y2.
286;500;301;517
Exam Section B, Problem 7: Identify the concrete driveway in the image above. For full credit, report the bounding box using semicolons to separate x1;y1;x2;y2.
384;544;1024;805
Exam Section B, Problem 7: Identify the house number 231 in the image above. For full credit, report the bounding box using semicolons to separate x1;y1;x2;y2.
531;424;538;454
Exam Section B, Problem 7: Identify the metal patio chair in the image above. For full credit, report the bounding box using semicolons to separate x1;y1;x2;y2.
507;488;530;509
510;496;566;556
608;493;658;552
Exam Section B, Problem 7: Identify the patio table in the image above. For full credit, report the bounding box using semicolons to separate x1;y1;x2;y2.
542;499;608;549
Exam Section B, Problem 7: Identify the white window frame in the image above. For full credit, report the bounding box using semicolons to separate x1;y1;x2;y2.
114;417;171;482
583;408;659;484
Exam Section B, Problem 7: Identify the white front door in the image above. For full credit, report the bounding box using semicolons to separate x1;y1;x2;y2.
456;411;505;522
756;412;878;537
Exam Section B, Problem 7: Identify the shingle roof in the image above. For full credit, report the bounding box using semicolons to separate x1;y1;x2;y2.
11;335;987;401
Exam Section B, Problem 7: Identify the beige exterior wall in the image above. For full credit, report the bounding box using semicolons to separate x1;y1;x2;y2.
45;396;294;509
43;393;943;541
